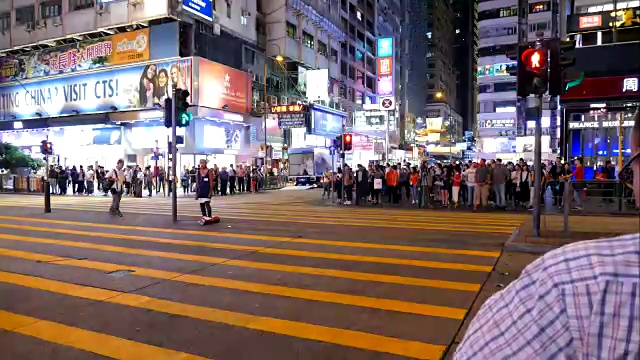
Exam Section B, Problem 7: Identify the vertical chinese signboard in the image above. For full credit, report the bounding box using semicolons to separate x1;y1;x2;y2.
376;37;395;108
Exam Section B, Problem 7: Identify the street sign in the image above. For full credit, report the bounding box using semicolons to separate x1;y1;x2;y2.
380;97;395;110
330;149;335;156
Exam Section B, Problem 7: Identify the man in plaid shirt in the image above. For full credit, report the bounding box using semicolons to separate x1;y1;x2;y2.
455;110;640;359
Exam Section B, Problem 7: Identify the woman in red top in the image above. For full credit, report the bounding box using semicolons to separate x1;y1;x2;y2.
452;169;462;208
410;167;419;204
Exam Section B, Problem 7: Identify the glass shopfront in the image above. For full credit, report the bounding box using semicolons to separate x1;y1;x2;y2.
565;109;635;178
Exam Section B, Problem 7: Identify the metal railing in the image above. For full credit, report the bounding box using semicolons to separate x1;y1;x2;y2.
561;179;636;214
0;174;45;193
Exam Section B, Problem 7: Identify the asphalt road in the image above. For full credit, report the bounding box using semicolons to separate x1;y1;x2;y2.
0;191;525;359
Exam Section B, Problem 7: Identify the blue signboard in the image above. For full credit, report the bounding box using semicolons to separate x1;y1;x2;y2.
312;109;344;136
183;0;213;22
0;58;192;120
377;38;393;57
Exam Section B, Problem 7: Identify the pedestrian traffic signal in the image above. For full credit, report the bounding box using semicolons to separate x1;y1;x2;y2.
334;135;342;150
175;89;192;127
40;140;53;155
343;133;353;151
548;39;577;96
163;98;172;128
522;47;548;96
507;44;532;98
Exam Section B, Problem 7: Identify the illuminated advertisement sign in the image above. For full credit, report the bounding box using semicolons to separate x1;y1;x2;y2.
270;104;307;114
0;29;150;84
376;38;393;57
377;76;394;96
0;58;192;120
477;62;516;77
197;58;252;113
561;75;640;100
579;15;602;28
377;57;393;76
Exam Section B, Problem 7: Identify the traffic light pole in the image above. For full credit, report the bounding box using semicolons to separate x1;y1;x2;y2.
43;136;51;213
516;0;529;136
171;88;178;222
532;95;543;237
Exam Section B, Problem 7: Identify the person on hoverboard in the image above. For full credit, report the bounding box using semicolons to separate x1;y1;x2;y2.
195;159;215;220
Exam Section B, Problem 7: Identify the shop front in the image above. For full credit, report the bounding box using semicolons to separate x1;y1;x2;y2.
561;74;640;177
285;104;346;176
476;116;554;161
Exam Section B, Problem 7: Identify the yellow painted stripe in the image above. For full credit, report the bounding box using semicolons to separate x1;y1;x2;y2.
0;233;480;291
0;247;468;318
0;271;446;359
14;200;525;225
0;310;208;360
0;216;502;257
0;224;494;271
0;203;516;233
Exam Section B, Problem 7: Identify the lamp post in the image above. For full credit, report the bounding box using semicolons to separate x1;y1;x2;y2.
263;45;284;189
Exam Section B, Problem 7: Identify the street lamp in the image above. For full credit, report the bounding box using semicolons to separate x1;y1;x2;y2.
433;90;453;162
435;91;443;100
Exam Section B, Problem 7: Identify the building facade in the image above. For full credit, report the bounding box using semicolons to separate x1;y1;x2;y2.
453;0;479;133
476;0;555;160
560;0;640;178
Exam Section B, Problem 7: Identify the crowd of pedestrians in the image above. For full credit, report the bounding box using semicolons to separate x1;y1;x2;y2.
321;156;625;211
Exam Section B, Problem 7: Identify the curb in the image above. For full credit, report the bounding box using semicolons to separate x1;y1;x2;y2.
503;226;560;254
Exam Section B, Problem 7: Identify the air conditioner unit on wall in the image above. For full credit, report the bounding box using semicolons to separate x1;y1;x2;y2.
267;95;278;106
52;16;62;27
36;19;46;29
24;22;34;32
280;96;288;105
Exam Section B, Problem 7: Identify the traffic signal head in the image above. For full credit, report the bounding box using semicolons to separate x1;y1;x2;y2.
520;47;548;96
548;39;577;96
343;133;353;151
334;135;342;150
40;140;53;155
164;98;172;128
175;89;191;127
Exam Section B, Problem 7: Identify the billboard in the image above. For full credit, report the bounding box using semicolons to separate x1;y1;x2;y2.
197;58;252;114
0;29;150;84
183;0;214;22
376;38;393;57
305;69;329;101
376;37;394;101
0;58;192;120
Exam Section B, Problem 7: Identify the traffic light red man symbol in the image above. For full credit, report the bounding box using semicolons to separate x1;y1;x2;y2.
522;48;547;73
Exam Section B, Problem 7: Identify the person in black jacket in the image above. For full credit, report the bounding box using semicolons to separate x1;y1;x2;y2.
549;156;565;206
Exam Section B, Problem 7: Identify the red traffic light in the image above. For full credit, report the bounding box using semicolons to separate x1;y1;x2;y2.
344;134;352;143
522;48;547;73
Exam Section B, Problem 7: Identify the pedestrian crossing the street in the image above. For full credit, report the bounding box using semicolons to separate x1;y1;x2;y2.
0;194;525;234
0;194;513;359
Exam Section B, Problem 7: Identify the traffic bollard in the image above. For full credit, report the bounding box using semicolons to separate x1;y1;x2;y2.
44;180;51;213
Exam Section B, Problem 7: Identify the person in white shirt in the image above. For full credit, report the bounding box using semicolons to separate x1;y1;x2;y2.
463;163;477;207
106;159;126;217
85;166;95;195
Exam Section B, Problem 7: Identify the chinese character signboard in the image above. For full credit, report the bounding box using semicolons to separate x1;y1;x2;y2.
479;119;516;129
270;104;309;129
579;15;602;28
376;37;395;103
0;29;149;84
377;58;393;76
561;75;640;100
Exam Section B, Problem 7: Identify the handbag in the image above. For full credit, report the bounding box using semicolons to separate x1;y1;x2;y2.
374;178;382;190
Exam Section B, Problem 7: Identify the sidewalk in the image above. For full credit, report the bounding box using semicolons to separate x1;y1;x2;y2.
505;214;640;253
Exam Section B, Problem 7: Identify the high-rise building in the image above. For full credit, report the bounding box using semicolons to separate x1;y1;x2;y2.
407;0;463;148
452;0;478;133
476;1;555;159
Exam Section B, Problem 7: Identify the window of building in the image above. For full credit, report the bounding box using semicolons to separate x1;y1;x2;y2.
242;46;256;67
286;22;296;39
303;31;314;48
226;1;231;18
478;45;512;58
529;1;550;14
15;5;35;25
478;6;517;21
317;40;328;57
40;1;62;19
529;21;549;32
493;82;517;92
240;9;248;26
0;12;10;31
479;84;492;93
495;100;517;108
69;0;93;11
331;48;338;63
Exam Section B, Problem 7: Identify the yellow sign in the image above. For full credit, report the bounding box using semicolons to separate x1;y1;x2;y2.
109;29;150;65
270;104;306;113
